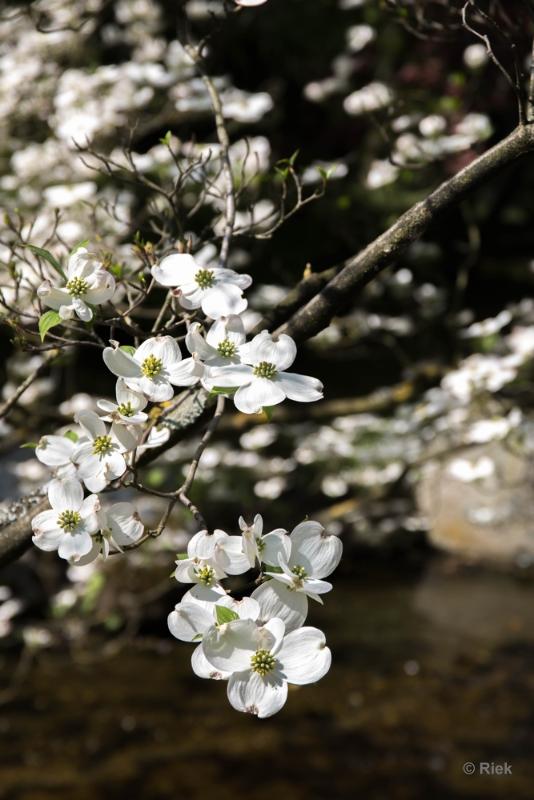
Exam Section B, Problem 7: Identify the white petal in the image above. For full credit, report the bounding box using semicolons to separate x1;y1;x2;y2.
115;378;147;410
191;644;230;680
32;509;62;535
201;284;247;319
275;372;323;403
111;422;139;453
303;577;332;595
103;346;142;379
261;531;291;568
251;580;308;632
217;594;260;622
201;619;258;672
188;529;226;559
215;536;251;576
185;323;215;360
183;583;227;610
72;297;92;322
107;503;144;545
278;627;331;685
234;378;285;414
75;410;106;440
32;527;65;552
203;364;253;389
290;520;343;579
136;336;181;368
35;435;75;467
227;670;288;718
152;253;198;287
167;357;202;387
168;602;214;642
57;530;94;562
48;478;83;512
137;375;174;402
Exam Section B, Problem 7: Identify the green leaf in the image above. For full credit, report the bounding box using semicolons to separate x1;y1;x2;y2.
64;430;79;442
38;310;62;342
160;130;172;146
175;553;189;561
26;245;66;279
262;564;282;573
209;386;237;396
20;442;38;449
262;406;275;421
119;345;136;356
215;605;239;625
69;239;89;256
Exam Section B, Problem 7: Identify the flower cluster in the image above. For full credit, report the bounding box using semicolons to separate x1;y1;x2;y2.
168;516;342;717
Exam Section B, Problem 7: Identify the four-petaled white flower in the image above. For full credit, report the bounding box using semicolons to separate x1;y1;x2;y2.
97;378;148;426
202;617;331;718
151;253;252;319
173;529;251;588
103;336;201;402
31;478;100;562
204;330;323;414
186;315;246;371
37;247;115;322
72;410;137;493
238;514;289;569
252;520;343;630
35;432;86;479
76;501;145;563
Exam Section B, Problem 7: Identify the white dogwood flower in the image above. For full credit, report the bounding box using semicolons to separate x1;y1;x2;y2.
75;501;145;563
185;315;246;370
37;247;115;322
174;529;251;588
97;378;148;425
203;330;323;414
202;617;331;717
31;478;100;562
151;253;252;319
238;514;289;569
103;336;201;402
35;432;86;479
72;410;137;492
252;520;342;630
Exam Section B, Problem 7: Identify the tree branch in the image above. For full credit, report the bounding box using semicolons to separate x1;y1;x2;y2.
278;125;534;342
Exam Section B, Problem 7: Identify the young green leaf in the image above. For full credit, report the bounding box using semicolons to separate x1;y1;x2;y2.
119;345;136;356
215;605;239;625
20;442;38;449
64;430;79;442
69;239;89;256
38;310;62;342
26;245;66;279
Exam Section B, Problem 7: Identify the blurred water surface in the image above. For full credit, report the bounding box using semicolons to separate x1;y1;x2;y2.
1;557;533;800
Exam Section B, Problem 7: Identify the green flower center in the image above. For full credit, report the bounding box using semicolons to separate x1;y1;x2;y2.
92;435;113;456
292;565;308;580
250;649;277;677
196;566;215;586
195;269;215;289
66;277;89;297
57;510;81;532
141;355;163;378
253;361;277;379
217;338;237;358
117;402;135;417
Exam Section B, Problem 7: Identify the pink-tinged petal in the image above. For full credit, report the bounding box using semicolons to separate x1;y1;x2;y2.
168;602;214;642
201;284;247;319
103;346;142;379
290;520;342;579
275;372;323;403
152;253;198;287
278;627;331;685
72;297;92;322
234;378;285;414
251;580;308;632
57;530;94;562
201;619;258;672
191;644;230;680
75;410;106;440
48;478;83;512
227;670;288;718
